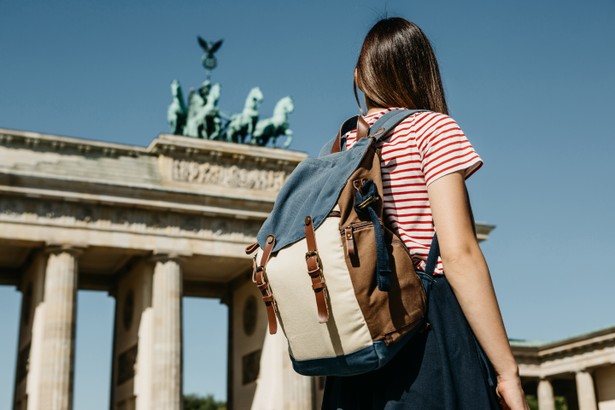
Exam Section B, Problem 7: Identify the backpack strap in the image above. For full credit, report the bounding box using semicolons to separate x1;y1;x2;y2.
365;109;427;141
252;235;279;334
319;115;368;155
320;109;427;156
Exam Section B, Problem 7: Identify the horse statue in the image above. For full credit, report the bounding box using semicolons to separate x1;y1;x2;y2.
225;87;264;144
167;80;187;135
200;83;222;140
252;96;294;148
183;80;211;137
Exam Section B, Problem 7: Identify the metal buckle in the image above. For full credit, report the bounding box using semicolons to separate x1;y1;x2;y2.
357;195;376;210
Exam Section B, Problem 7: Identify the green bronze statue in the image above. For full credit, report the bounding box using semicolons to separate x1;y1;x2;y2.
252;96;294;148
201;83;222;140
167;35;294;148
226;87;264;144
184;81;210;138
167;80;187;135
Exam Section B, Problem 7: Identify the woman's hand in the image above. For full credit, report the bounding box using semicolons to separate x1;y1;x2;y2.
496;373;530;410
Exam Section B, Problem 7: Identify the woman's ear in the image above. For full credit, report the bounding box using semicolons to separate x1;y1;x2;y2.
353;68;360;90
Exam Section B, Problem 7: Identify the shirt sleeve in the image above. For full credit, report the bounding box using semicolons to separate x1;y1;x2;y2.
414;112;483;186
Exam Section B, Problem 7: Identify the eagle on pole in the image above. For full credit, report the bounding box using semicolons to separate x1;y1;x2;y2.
197;36;223;72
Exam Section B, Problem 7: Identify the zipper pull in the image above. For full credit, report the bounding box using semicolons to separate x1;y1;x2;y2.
344;226;355;257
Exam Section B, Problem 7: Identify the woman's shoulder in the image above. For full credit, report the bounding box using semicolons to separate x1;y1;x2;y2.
393;110;463;142
397;110;458;129
365;109;463;141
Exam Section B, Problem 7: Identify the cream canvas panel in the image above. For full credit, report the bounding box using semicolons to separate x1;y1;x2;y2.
262;215;373;361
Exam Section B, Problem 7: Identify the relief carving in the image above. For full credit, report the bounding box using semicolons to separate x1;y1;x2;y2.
171;159;288;191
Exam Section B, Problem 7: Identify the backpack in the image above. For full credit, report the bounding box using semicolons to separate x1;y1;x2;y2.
245;109;438;377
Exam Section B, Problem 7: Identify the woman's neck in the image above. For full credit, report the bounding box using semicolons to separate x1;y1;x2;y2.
366;106;387;115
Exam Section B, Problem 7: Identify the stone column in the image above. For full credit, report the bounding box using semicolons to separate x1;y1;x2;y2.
576;370;597;410
38;246;82;410
282;370;314;410
537;378;556;410
151;254;183;410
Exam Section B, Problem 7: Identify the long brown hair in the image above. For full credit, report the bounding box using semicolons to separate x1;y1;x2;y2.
354;18;449;115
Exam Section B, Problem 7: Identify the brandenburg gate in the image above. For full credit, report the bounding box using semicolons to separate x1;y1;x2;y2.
0;128;325;410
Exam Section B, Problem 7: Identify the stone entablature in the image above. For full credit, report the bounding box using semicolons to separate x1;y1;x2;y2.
512;326;615;410
0;131;305;235
0;129;305;202
512;326;615;378
0;128;308;294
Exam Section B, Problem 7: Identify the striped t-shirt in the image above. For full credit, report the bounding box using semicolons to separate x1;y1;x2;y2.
344;108;482;275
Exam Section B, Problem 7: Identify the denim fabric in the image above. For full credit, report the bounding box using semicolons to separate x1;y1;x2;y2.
322;274;501;410
292;323;424;377
257;137;373;251
258;110;426;251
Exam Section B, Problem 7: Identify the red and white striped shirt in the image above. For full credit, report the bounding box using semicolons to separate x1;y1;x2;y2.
345;108;482;275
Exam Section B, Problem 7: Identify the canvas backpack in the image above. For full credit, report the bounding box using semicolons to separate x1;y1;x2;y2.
245;109;439;377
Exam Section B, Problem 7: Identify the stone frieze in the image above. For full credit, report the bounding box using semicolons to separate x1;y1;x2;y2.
0;196;260;242
171;159;288;191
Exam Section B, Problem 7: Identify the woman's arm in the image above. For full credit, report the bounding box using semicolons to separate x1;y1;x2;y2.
427;170;529;410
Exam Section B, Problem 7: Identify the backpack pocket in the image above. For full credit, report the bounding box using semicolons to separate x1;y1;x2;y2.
262;214;374;363
341;221;427;345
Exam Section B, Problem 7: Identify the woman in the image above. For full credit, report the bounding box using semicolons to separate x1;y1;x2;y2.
321;18;529;410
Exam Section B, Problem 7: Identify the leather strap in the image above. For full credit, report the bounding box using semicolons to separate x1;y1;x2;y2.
252;235;278;334
344;226;355;257
245;242;259;255
304;216;330;323
329;115;360;154
356;116;369;141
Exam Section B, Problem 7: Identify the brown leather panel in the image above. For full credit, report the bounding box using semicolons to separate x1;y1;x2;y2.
341;222;426;343
335;140;426;343
304;216;330;324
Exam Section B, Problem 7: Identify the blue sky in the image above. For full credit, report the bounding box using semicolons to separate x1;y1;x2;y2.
1;0;614;408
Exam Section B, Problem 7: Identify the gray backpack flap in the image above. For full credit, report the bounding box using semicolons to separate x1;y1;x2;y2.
246;109;429;376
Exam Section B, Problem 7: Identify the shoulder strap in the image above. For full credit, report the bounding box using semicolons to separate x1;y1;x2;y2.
365;109;427;141
318;115;360;156
320;109;428;157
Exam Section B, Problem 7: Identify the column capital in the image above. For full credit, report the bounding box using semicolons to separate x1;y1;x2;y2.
575;369;597;410
44;243;85;258
150;250;191;264
537;378;556;410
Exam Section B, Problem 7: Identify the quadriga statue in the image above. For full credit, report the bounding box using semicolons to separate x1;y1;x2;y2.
201;83;222;140
226;87;264;144
184;81;211;138
167;80;187;135
252;96;294;148
183;82;222;140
